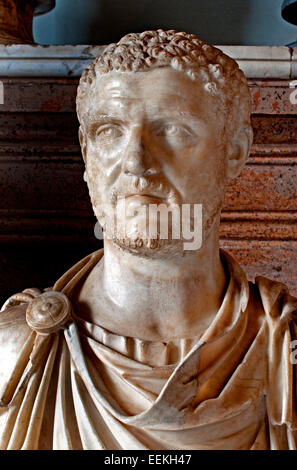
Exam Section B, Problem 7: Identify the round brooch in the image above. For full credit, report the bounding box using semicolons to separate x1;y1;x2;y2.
26;291;72;335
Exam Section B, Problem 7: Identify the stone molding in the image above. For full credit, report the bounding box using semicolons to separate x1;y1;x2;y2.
0;44;295;78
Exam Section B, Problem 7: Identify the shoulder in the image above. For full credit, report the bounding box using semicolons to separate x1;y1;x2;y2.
252;275;297;326
0;302;31;348
0;288;38;349
252;276;297;430
53;249;103;294
0;302;32;402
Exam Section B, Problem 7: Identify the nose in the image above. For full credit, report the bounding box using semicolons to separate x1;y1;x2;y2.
122;127;160;177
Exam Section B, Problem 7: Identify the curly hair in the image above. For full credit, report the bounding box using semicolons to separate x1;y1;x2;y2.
76;29;252;141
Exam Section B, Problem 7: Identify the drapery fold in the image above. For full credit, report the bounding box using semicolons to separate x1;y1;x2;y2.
0;248;297;449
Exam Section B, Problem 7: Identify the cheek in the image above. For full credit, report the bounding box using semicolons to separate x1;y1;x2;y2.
170;141;227;199
84;155;105;202
86;157;100;179
85;148;111;185
86;140;124;183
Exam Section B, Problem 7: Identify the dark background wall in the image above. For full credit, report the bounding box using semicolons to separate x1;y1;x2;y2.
1;78;297;306
33;0;297;46
2;0;297;307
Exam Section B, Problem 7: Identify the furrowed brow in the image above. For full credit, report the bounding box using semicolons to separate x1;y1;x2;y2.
87;113;124;128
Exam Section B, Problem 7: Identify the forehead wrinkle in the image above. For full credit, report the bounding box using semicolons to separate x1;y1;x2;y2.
96;93;205;114
98;78;139;100
97;78;199;103
87;102;140;124
147;101;208;123
96;73;209;110
89;85;211;126
100;77;130;96
86;106;208;131
89;94;148;121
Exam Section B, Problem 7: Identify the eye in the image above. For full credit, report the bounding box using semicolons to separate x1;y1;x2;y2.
95;124;123;141
156;123;193;139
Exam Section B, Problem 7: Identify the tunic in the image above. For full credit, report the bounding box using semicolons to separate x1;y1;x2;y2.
0;249;297;450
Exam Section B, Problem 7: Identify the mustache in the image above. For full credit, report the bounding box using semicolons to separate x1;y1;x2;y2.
110;177;180;205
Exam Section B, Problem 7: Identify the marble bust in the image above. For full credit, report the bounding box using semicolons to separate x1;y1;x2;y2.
1;30;297;450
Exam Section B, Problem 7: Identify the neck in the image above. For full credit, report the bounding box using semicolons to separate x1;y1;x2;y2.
98;219;227;341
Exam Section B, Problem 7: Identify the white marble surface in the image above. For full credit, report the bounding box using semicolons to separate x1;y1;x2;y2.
291;48;297;78
236;60;291;79
217;45;292;79
0;45;105;58
216;45;291;60
0;45;294;79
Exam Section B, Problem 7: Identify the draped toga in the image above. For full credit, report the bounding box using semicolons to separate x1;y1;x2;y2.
0;249;297;450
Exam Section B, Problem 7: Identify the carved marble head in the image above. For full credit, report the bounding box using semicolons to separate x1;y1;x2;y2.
76;30;253;257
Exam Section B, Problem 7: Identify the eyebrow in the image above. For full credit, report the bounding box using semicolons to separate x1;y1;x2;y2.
150;111;207;130
89;113;112;120
86;108;208;133
87;113;124;125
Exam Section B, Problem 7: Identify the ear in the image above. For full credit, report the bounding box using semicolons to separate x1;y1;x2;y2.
226;126;253;179
79;127;88;183
79;126;87;163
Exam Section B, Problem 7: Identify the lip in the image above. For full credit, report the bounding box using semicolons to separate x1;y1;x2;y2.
126;193;165;200
125;193;166;204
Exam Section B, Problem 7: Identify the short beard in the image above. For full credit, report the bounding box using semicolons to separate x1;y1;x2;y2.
99;199;222;259
111;235;185;259
93;174;225;258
